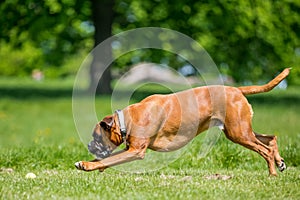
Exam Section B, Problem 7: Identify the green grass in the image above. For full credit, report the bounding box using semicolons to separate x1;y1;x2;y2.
0;78;300;199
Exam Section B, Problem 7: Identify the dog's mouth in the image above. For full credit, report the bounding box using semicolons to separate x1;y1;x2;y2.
88;140;113;159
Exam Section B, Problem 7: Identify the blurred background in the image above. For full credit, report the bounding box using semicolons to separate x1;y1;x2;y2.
0;0;299;93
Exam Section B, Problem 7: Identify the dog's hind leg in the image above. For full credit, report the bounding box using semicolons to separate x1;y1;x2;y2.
223;125;278;176
223;92;281;175
223;100;279;177
254;133;286;172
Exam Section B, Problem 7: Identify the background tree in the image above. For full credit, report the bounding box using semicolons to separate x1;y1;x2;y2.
90;0;114;94
0;0;92;76
0;0;299;93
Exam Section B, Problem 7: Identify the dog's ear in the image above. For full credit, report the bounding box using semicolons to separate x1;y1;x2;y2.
100;116;114;131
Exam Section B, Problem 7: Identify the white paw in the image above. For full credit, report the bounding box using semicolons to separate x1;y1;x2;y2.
74;161;83;170
278;160;286;172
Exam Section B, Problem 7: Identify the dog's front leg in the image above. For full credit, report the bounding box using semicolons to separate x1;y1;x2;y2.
75;148;146;171
88;150;126;163
75;137;149;172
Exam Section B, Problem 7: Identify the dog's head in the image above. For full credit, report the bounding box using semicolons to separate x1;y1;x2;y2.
88;116;117;159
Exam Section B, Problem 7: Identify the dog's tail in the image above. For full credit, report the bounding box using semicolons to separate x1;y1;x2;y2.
238;68;291;95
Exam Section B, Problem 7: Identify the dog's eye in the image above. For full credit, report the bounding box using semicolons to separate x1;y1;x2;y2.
102;126;110;131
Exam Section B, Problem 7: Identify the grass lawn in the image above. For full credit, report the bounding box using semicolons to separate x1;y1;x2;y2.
0;78;299;199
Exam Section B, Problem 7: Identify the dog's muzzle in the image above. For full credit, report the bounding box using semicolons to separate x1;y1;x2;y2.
88;140;113;159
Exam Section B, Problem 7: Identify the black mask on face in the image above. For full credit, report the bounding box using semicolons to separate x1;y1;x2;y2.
88;129;113;159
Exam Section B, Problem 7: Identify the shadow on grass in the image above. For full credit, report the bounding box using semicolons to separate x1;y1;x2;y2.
1;86;299;108
0;87;73;99
247;95;300;106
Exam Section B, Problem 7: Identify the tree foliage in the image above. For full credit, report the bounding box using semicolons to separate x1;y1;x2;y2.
0;0;299;84
0;0;92;76
113;0;300;83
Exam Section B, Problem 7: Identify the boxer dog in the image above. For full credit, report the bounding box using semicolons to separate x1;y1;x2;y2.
75;68;290;176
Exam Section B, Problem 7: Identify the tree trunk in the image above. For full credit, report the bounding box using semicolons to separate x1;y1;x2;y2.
89;0;114;94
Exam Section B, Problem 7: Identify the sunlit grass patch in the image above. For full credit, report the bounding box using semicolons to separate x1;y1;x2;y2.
0;79;299;199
